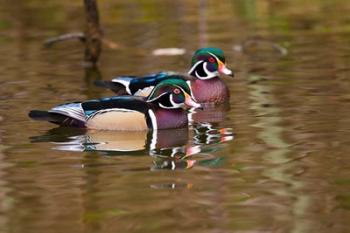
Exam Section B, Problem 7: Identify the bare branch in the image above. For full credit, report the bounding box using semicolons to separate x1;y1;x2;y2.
84;0;103;65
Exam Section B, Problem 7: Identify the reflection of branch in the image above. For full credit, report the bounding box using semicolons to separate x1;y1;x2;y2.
44;32;85;47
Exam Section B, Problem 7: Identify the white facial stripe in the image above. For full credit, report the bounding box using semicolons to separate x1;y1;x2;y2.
203;62;219;78
147;91;168;102
147;84;162;102
158;95;181;109
188;60;204;75
151;84;192;109
189;53;223;80
195;62;218;80
170;94;184;108
147;83;188;102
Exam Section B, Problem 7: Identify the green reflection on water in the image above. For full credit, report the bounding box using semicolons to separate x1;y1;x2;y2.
248;74;310;233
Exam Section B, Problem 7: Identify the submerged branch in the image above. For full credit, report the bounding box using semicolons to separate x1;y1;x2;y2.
44;32;85;47
44;33;119;50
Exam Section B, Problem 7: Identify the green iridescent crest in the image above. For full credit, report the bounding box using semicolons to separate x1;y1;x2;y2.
191;47;225;66
147;79;191;102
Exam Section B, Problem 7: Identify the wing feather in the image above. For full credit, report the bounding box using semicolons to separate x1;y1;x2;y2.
49;103;86;123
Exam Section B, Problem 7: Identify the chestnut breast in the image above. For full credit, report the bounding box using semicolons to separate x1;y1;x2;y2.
191;78;230;104
154;109;188;129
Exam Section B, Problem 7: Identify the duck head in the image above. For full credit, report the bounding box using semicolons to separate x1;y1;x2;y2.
147;79;201;109
188;47;234;80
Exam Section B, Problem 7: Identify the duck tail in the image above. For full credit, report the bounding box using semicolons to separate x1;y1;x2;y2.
28;110;86;128
29;110;54;121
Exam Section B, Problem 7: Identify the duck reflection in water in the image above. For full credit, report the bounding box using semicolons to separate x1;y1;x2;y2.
30;115;234;171
31;127;190;154
189;103;234;145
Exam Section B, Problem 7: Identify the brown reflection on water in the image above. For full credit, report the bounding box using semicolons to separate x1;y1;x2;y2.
0;134;12;233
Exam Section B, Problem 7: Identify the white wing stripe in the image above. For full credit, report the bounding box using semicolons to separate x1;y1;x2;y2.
111;78;132;94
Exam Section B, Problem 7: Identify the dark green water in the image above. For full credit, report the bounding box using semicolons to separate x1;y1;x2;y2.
1;0;350;232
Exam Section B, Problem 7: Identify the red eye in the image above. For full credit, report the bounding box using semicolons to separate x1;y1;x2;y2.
208;57;215;63
173;88;181;94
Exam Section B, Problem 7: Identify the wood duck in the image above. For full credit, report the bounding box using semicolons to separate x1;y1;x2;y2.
95;48;234;105
29;79;201;130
